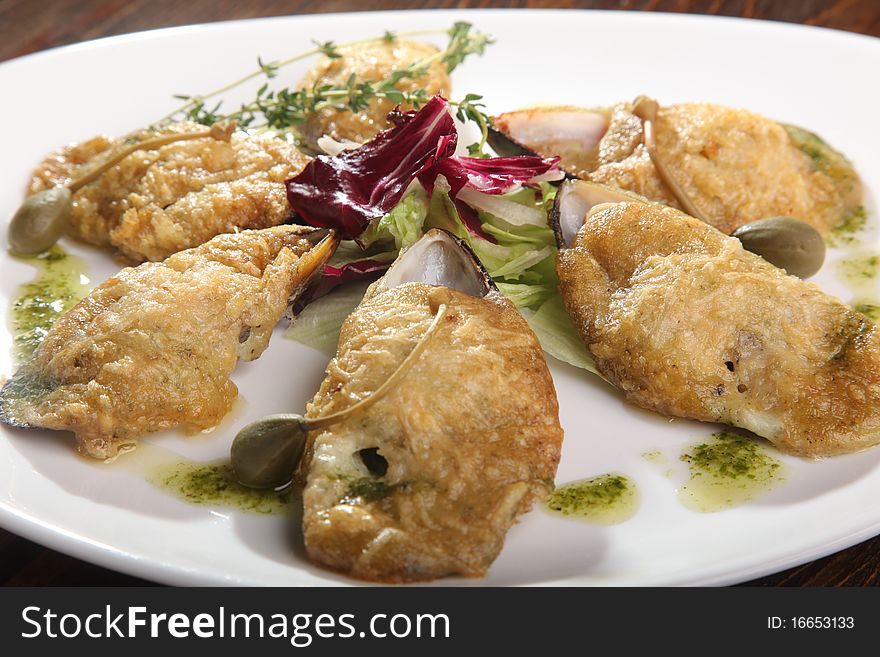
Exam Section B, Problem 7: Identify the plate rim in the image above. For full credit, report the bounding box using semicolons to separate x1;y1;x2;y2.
2;8;878;73
1;7;879;587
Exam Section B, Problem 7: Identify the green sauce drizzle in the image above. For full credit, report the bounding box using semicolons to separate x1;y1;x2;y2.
836;251;880;301
838;252;879;281
641;450;665;464
545;473;639;525
830;206;867;246
341;477;390;504
853;302;880;322
10;245;90;363
152;460;291;514
678;432;785;512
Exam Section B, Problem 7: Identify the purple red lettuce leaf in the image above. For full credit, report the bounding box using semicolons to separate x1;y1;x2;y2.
292;259;390;314
286;96;562;242
285;96;456;241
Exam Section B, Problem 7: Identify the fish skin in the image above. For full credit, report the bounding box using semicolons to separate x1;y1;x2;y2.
557;201;880;457
301;283;563;582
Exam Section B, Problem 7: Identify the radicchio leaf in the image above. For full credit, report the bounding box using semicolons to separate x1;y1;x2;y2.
293;259;390;314
286;95;563;246
421;154;563;197
286;96;456;241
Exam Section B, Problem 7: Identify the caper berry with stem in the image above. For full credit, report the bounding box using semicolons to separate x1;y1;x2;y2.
732;216;826;278
6;122;235;256
230;414;310;490
230;303;449;489
632;96;826;278
7;187;72;255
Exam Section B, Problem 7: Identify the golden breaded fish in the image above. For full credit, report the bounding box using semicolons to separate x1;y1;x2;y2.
29;122;309;261
492;102;861;237
554;193;880;457
297;39;451;151
300;230;563;581
0;226;337;459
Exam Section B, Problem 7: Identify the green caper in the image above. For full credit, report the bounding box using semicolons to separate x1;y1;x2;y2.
7;187;73;255
732;216;826;279
230;414;308;489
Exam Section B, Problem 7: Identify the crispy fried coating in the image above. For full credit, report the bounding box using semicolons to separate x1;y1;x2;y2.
557;201;880;457
0;226;334;460
301;283;563;582
297;40;451;150
29;123;309;261
587;102;860;236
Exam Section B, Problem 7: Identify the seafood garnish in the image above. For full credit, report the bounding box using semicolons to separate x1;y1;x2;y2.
493;100;862;237
555;200;880;457
0;226;338;460
300;229;563;581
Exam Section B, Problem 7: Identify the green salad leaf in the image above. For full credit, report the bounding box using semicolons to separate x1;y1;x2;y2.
284;281;371;356
520;296;599;375
361;185;429;250
287;180;598;375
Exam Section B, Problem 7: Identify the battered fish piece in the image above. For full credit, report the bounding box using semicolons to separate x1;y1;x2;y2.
297;39;451;151
493;102;862;236
556;199;880;457
29;122;310;262
300;231;563;582
0;226;337;460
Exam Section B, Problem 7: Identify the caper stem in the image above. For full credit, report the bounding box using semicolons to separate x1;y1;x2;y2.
229;303;449;489
67;122;236;193
302;303;448;430
632;95;709;223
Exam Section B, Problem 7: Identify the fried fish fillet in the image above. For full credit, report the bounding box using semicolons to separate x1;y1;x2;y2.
556;201;880;457
297;39;451;151
494;102;861;236
29;122;309;262
0;226;337;459
300;231;563;581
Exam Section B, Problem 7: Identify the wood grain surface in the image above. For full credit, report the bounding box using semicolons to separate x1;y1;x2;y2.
1;0;878;587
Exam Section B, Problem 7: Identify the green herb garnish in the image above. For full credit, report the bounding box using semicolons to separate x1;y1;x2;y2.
154;22;494;147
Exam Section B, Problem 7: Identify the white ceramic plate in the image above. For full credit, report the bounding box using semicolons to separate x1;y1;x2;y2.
1;9;878;586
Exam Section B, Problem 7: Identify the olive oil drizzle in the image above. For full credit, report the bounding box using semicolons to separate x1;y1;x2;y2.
153;460;292;514
545;473;639;525
678;431;785;512
10;245;90;363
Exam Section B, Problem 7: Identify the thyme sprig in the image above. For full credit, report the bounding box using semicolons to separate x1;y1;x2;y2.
155;22;494;151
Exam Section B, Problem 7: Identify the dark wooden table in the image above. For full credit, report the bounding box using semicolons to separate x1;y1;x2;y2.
1;0;879;587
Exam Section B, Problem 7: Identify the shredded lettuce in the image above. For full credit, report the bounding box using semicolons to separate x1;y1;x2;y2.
495;283;555;309
288;179;598;374
327;241;395;268
362;185;429;250
284;282;371;356
520;296;600;375
424;181;557;290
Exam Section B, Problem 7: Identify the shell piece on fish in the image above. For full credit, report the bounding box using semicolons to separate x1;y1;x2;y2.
301;229;563;581
550;179;645;248
0;226;338;460
556;201;880;457
489;107;610;177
